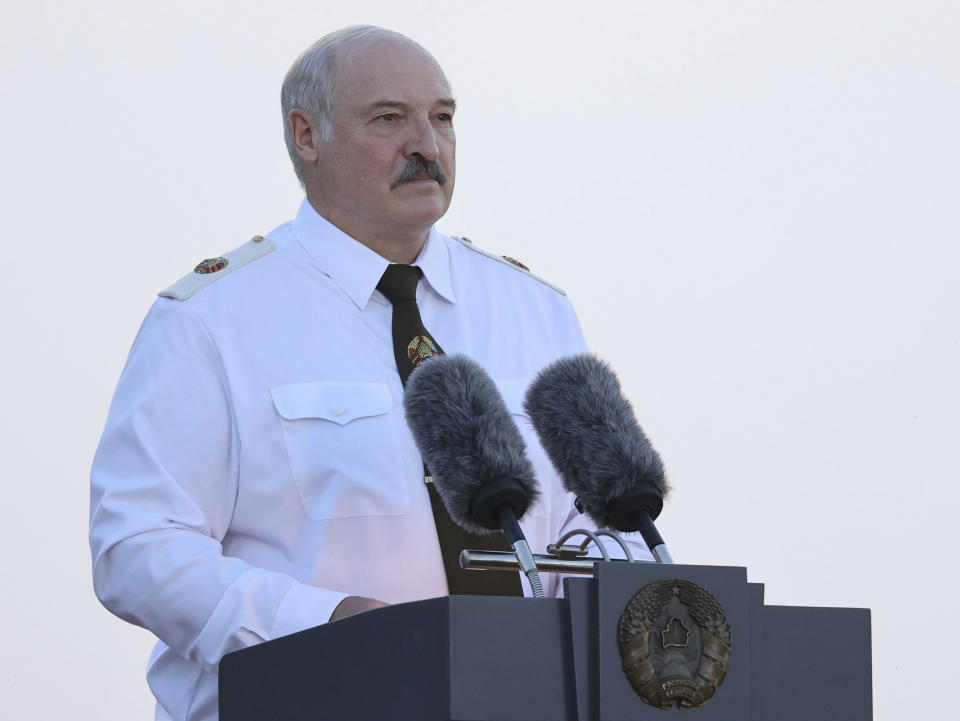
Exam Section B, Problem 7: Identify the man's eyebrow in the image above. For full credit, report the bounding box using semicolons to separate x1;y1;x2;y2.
364;100;409;112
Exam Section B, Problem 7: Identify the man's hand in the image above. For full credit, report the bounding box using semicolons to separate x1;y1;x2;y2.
329;595;389;622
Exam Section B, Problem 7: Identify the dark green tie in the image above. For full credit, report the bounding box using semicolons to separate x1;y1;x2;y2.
377;264;522;596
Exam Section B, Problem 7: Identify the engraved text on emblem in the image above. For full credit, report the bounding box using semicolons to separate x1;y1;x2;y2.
617;579;732;709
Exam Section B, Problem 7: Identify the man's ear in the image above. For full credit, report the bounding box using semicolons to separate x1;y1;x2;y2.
289;110;319;165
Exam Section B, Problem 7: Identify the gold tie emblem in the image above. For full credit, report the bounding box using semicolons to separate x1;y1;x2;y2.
407;335;439;368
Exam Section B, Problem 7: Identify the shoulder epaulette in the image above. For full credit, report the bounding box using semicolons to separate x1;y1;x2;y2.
159;235;277;301
452;236;565;295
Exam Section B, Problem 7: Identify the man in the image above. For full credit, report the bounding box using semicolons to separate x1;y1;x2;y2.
90;25;649;721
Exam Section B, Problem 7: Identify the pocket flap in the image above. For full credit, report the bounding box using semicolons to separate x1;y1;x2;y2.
270;382;393;425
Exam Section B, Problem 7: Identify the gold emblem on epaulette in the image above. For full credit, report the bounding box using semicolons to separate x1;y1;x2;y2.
407;335;440;368
618;580;732;709
194;257;228;274
501;255;530;271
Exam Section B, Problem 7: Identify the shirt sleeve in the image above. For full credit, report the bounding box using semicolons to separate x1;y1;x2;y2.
89;300;348;673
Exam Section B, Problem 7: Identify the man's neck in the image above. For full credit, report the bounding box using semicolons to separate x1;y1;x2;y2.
305;197;429;264
351;230;426;264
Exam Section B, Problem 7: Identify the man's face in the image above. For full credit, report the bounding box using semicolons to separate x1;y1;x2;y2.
307;37;456;242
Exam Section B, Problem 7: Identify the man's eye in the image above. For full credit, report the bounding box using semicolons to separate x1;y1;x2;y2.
378;113;398;122
437;113;453;124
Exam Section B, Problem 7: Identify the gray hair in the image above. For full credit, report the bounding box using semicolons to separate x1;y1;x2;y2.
280;25;416;184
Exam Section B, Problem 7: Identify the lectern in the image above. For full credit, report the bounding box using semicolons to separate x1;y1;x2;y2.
219;562;871;720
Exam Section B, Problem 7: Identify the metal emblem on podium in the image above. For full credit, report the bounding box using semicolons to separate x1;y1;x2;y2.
618;579;732;709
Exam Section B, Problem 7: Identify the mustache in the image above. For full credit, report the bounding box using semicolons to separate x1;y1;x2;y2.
391;155;448;189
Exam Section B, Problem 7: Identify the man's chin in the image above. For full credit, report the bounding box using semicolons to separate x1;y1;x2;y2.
389;196;451;226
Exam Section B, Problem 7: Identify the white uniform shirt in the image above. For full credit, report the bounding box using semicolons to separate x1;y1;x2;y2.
90;199;652;721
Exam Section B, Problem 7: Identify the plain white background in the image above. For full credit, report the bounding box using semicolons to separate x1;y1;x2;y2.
2;1;958;718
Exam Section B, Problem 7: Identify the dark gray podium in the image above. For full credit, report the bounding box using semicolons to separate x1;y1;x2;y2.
219;563;872;720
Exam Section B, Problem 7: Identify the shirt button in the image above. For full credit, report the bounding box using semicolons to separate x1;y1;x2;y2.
333;406;346;416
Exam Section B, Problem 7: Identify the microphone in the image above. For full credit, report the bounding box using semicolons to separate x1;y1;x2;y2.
403;354;546;597
523;354;674;563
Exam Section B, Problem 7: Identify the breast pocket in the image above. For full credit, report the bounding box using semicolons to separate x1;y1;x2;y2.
271;382;410;521
495;378;551;521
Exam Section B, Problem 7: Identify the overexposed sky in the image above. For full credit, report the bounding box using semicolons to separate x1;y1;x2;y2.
2;2;958;719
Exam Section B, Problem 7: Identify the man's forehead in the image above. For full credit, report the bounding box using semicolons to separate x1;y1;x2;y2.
333;35;452;106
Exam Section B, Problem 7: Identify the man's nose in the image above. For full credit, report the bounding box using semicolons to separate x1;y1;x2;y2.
403;118;440;161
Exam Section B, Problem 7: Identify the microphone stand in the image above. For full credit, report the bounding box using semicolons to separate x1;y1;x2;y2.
497;506;546;598
459;526;670;576
636;512;674;564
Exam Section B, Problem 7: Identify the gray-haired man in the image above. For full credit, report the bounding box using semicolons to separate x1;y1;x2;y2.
90;26;646;721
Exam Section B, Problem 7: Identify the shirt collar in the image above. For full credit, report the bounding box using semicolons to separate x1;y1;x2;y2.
416;225;456;305
290;198;456;310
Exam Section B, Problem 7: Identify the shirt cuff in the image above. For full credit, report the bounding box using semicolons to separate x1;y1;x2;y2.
271;582;350;639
